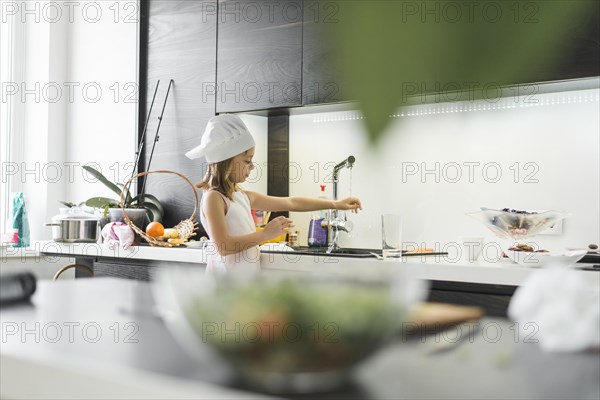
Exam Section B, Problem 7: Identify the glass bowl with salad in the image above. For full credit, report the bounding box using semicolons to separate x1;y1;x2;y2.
153;268;419;394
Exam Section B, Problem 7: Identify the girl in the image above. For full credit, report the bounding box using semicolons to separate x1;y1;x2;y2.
186;114;362;274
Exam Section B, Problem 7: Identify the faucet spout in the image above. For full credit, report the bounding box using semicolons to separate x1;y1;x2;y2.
332;155;355;202
333;156;355;179
328;155;356;253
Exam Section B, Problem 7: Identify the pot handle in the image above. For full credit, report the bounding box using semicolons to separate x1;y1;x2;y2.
45;223;60;227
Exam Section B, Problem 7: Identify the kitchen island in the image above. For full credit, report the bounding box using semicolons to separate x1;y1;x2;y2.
23;240;599;316
22;240;599;285
1;277;598;399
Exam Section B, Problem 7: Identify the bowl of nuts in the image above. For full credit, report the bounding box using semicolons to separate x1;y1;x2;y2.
466;208;570;240
504;244;587;268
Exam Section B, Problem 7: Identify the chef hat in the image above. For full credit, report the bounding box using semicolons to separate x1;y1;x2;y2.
185;114;255;163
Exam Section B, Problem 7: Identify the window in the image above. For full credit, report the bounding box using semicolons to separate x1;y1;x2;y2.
1;9;23;235
1;11;12;233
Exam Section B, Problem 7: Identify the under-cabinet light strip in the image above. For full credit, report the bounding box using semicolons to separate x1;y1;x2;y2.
311;89;600;123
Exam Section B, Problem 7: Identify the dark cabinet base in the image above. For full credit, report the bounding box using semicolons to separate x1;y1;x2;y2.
94;261;159;281
73;258;205;282
427;281;517;317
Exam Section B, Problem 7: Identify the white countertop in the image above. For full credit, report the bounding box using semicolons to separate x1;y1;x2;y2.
260;252;600;287
13;240;209;264
0;278;273;400
22;241;600;287
2;278;598;400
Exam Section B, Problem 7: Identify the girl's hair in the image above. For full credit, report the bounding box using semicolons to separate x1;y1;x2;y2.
196;150;250;200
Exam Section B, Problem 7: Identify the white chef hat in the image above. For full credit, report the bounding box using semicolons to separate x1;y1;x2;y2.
185;114;255;163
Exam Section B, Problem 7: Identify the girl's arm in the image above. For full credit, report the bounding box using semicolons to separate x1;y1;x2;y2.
246;191;362;213
203;191;291;256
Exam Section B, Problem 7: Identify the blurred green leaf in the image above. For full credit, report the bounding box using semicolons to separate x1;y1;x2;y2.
329;1;593;143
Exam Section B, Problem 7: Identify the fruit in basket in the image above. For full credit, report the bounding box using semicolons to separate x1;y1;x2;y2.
163;228;180;239
146;222;165;238
168;238;187;245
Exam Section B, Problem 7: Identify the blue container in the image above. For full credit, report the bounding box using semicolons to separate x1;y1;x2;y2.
308;217;328;247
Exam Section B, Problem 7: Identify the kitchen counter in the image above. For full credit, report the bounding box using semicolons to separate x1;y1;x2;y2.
30;241;600;288
27;240;599;317
1;278;598;399
260;251;600;286
13;240;209;264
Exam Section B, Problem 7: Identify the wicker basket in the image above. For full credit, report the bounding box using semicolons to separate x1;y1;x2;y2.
121;170;198;247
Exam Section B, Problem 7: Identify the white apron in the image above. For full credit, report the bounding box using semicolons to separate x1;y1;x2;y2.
200;190;260;274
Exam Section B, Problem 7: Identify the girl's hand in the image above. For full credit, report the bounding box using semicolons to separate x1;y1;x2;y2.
263;216;294;239
334;197;363;213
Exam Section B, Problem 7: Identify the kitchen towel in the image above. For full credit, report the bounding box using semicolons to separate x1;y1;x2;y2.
508;268;600;352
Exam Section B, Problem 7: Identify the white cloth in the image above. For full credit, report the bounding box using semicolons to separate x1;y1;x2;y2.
101;222;134;250
508;268;600;352
185;115;255;163
200;190;260;275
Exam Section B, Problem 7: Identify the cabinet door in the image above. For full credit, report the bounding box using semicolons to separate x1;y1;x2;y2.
144;0;217;235
94;261;157;281
93;259;206;282
216;0;302;112
302;1;351;105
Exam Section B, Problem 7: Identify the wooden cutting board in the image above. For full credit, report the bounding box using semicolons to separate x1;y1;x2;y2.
407;302;485;331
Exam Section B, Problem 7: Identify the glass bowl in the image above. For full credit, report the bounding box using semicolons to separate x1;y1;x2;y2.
153;268;415;394
505;248;587;268
466;208;570;240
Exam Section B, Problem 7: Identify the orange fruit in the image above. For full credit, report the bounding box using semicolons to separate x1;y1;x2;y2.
145;222;165;238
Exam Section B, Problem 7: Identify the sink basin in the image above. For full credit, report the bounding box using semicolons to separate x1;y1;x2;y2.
261;246;379;258
260;246;450;259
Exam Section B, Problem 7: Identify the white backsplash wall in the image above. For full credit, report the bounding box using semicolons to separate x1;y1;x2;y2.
237;115;268;195
288;83;600;251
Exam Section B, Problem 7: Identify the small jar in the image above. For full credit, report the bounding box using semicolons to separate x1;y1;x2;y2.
287;230;299;248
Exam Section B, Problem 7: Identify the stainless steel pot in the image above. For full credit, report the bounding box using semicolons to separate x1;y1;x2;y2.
45;215;100;243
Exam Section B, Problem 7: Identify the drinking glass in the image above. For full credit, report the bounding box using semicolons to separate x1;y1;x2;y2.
461;237;484;262
382;214;402;260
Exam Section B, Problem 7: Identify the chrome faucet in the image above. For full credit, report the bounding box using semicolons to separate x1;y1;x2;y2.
327;155;355;253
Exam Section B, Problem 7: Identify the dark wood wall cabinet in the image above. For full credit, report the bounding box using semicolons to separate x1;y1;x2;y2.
143;1;600;115
139;1;598;233
216;0;303;112
140;0;343;234
142;0;217;234
302;1;350;105
214;0;348;111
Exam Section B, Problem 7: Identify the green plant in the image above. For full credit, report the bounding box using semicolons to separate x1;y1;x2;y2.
83;165;164;222
58;201;84;208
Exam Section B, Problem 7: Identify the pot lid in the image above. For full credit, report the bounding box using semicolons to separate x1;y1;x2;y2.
52;207;99;221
